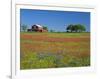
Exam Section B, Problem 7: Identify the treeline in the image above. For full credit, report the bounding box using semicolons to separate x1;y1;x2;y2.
21;24;87;33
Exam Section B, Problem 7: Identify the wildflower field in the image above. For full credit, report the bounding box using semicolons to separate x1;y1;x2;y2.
20;32;90;69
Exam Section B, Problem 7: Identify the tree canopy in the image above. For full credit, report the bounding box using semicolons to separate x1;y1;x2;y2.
43;26;48;31
66;24;86;32
21;24;28;32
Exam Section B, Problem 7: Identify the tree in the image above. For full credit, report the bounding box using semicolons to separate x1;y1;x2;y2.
66;24;86;32
21;24;28;32
74;24;80;32
66;24;74;32
43;26;48;31
79;24;86;32
74;24;86;32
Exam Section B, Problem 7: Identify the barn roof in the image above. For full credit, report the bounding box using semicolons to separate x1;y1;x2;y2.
35;24;43;28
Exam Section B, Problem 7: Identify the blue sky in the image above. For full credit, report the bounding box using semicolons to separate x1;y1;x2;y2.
20;9;90;32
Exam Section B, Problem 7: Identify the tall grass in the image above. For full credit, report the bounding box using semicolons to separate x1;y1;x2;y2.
20;32;90;69
20;52;90;69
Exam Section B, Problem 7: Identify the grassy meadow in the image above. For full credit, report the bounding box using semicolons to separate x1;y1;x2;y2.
20;32;90;69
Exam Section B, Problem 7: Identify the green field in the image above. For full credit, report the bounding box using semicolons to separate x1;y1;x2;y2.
20;32;90;69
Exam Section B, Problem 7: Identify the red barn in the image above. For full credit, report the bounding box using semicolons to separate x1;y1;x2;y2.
27;24;48;32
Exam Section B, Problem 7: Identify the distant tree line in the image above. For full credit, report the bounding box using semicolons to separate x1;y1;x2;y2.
21;24;86;33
